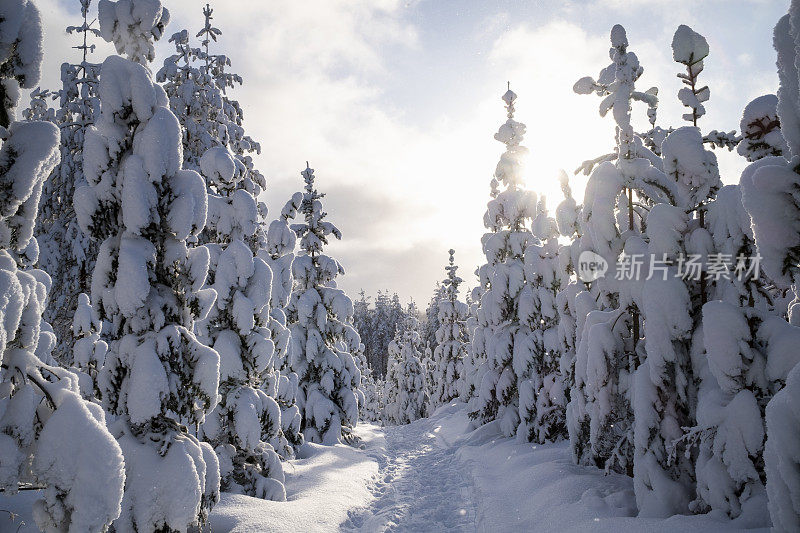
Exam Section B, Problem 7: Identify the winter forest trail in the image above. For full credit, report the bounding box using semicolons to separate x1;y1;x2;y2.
342;410;478;532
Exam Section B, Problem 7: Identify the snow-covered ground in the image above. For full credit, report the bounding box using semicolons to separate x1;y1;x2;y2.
0;402;771;532
208;424;384;532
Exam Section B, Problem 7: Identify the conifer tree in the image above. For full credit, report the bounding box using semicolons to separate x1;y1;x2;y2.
553;171;585;435
629;25;725;516
75;1;222;529
469;87;539;437
431;249;468;407
196;147;287;501
71;292;107;398
36;0;101;364
680;67;782;522
360;369;384;424
157;3;267;248
260;192;304;454
384;310;428;425
739;5;800;526
518;200;568;443
0;1;125;530
571;25;678;484
421;341;437;410
287;164;362;444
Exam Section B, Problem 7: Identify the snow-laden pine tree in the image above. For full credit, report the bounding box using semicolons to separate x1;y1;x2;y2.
0;1;126;530
259;192;304;454
571;25;679;485
356;338;382;424
195;147;286;501
351;293;381;421
384;310;428;425
689;141;780;518
286;164;362;444
518;199;568;443
157;3;267;249
75;2;222;529
740;5;800;527
469;87;538;437
35;0;101;365
430;250;468;408
627;25;729;517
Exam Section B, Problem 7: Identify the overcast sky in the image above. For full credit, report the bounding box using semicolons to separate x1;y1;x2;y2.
36;0;787;307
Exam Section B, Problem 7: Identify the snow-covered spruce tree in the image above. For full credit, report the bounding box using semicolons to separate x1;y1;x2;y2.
286;164;362;444
740;6;800;527
469;87;538;437
570;25;676;476
421;342;436;412
383;311;428;425
195;147;286;501
157;3;267;250
353;290;387;380
179;4;293;486
259;191;304;454
76;2;223;529
431;249;468;407
633;25;741;518
737;94;787;162
688;147;780;517
35;0;101;365
351;341;369;418
673;24;710;126
0;1;126;530
765;361;800;531
370;290;390;377
357;341;383;424
518;198;568;443
614;26;721;515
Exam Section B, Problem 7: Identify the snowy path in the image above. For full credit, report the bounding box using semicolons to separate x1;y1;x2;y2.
1;403;767;532
342;411;477;532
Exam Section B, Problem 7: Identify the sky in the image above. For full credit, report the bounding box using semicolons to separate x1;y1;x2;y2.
34;0;788;308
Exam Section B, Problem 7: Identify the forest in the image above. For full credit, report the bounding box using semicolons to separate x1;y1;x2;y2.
0;0;799;532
